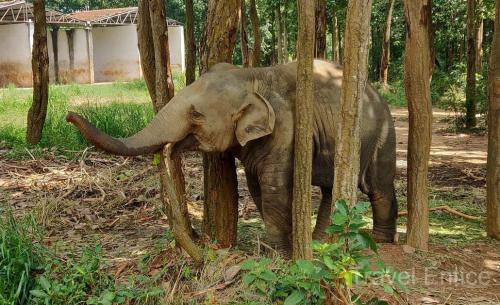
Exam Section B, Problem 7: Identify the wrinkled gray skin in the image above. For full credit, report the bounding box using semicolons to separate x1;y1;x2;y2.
66;60;397;252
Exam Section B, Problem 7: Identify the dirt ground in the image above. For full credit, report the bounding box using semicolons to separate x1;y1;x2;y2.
0;108;499;304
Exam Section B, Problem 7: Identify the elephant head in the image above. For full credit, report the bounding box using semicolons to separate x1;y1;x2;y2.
66;64;276;156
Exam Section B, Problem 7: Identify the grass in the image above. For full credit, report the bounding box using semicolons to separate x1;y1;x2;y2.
0;73;185;159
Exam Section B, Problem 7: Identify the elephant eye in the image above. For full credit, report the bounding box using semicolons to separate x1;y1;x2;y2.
189;106;205;122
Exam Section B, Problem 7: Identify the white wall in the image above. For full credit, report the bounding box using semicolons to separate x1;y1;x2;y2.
0;23;32;87
92;25;141;82
168;26;185;71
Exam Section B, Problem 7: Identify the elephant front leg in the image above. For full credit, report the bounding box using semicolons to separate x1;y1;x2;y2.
369;188;398;242
313;187;332;241
259;168;293;255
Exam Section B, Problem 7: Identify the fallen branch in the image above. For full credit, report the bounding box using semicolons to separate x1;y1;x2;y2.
398;205;480;221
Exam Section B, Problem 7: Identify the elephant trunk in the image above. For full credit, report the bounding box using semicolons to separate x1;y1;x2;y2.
66;103;189;156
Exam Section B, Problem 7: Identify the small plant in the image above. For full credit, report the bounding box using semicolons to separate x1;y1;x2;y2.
241;201;406;305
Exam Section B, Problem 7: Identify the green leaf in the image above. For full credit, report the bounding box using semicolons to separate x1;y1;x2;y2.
341;271;353;288
332;213;348;226
243;273;256;285
284;290;305;305
30;289;48;298
383;283;394;294
259;270;277;282
357;231;378;253
323;256;336;270
335;200;349;216
296;259;315;274
38;276;51;291
152;153;161;166
240;259;256;270
100;290;115;305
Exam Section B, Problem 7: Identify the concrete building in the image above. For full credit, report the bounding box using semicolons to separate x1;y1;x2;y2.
0;1;185;87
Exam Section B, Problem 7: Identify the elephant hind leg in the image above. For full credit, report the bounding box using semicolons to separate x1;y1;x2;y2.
313;187;332;241
369;187;397;242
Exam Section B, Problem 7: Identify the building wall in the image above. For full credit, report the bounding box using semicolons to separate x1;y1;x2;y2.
0;23;32;87
168;26;185;71
92;25;141;82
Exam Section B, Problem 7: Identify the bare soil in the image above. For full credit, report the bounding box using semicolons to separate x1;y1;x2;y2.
0;108;498;304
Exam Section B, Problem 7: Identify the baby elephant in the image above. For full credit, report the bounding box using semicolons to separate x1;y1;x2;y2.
67;60;397;253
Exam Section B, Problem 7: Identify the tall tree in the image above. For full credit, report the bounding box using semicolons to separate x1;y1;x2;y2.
138;0;201;263
476;0;484;72
466;0;477;128
332;0;372;208
199;0;240;248
248;0;261;66
314;0;327;59
276;2;284;63
404;0;433;251
240;0;250;67
292;0;315;260
486;0;500;240
185;0;196;85
26;0;49;145
379;0;395;87
331;2;340;63
282;0;289;63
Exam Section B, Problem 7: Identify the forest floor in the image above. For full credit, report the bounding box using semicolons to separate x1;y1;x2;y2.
0;107;499;304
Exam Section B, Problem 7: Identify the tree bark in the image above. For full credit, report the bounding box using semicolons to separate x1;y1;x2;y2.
199;0;240;248
379;0;395;87
138;0;201;263
248;0;261;67
292;0;315;261
26;0;49;145
331;3;340;63
332;0;372;209
240;0;250;67
185;0;196;85
486;0;500;240
403;0;433;251
476;17;483;72
314;0;327;59
282;0;288;63
276;2;283;64
271;9;277;65
466;0;477;129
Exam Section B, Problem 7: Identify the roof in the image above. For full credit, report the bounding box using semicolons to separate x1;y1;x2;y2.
0;0;85;24
69;7;183;26
0;1;182;26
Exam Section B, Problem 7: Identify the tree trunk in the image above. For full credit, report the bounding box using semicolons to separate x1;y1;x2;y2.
199;0;240;248
339;29;344;65
466;0;477;129
282;0;289;63
240;0;250;67
332;0;372;209
331;3;340;63
486;0;500;240
26;0;49;145
271;10;277;65
185;0;196;85
276;3;283;64
403;0;433;251
138;0;201;263
292;0;315;261
476;18;483;72
314;0;327;59
248;0;261;67
379;0;395;87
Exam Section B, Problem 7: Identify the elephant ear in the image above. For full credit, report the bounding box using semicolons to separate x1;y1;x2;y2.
234;91;276;147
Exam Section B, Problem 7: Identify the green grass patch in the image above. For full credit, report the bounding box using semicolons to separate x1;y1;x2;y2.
0;74;187;159
374;80;407;107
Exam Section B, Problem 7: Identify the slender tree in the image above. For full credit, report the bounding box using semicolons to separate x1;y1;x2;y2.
240;0;250;67
476;0;484;72
276;2;284;63
138;0;201;263
282;0;289;63
292;0;315;260
332;0;372;208
26;0;49;145
487;0;500;240
466;0;477;128
314;0;327;59
404;0;433;250
199;0;240;248
379;0;395;87
331;2;340;63
248;0;261;66
185;0;196;85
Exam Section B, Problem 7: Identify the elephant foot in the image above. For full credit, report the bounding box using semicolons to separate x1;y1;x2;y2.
312;229;328;242
372;227;396;243
261;233;292;258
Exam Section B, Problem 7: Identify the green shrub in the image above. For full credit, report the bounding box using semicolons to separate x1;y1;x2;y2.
241;201;406;305
374;81;407;107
